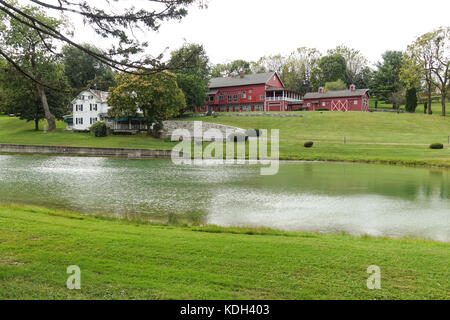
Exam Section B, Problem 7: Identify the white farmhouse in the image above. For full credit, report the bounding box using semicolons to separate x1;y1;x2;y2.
65;89;147;133
65;90;110;131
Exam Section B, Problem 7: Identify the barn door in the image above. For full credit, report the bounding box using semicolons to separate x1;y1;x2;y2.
331;100;349;112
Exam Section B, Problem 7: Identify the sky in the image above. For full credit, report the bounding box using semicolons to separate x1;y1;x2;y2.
30;0;450;66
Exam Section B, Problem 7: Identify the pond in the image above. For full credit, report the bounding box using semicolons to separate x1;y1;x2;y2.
0;155;449;242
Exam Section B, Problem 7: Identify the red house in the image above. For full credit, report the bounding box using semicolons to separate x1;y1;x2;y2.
197;72;303;113
302;85;370;112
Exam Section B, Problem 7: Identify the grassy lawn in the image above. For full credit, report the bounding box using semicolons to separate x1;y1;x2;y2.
0;203;448;300
0;115;176;150
1;112;450;167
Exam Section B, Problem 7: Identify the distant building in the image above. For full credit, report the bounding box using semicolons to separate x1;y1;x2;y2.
65;89;146;133
302;85;370;112
197;71;303;113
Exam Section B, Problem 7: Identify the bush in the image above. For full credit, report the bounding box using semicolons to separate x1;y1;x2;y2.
304;141;314;148
429;143;444;150
90;121;108;137
317;108;330;112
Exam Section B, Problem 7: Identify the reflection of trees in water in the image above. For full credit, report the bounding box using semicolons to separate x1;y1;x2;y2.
255;164;450;201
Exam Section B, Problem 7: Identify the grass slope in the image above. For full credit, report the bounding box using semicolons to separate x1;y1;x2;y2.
1;111;449;166
0;203;448;300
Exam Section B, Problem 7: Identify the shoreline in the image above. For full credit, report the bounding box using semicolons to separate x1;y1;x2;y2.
1;142;449;169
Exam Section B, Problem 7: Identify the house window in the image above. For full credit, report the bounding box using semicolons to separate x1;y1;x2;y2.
248;96;252;100
322;102;326;107
307;103;311;107
227;95;232;102
260;95;265;100
219;94;224;101
90;104;98;111
216;96;219;102
80;95;85;100
209;96;214;102
76;105;83;112
354;100;358;105
242;92;246;99
88;95;93;100
90;118;98;125
233;94;238;102
249;90;252;94
76;118;84;125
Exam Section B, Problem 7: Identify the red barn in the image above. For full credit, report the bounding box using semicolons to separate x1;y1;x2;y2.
302;85;370;112
197;71;303;113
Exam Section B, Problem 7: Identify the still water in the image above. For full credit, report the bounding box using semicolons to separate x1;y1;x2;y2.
0;155;449;241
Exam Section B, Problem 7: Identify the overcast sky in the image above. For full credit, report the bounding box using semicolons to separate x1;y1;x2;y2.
70;0;449;66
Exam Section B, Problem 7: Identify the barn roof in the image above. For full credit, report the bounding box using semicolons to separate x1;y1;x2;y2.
304;89;369;100
209;72;276;89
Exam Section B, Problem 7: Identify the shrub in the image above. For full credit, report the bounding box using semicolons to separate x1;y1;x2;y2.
90;121;108;137
304;141;314;148
429;143;444;150
317;108;330;112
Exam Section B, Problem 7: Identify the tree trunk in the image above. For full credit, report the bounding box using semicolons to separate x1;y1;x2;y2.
427;79;432;115
442;91;446;117
36;85;56;131
35;118;39;131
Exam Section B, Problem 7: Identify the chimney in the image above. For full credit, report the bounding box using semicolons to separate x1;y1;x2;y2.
318;87;324;94
239;71;244;78
350;84;356;92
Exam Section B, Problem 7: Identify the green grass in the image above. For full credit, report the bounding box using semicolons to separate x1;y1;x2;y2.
0;203;448;300
0;116;175;150
183;111;450;167
1;111;450;167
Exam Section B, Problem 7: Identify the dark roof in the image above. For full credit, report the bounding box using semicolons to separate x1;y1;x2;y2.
209;72;276;89
207;89;219;95
304;89;369;100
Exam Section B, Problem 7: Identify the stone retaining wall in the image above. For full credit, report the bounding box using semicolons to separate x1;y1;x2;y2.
0;144;177;159
162;121;246;141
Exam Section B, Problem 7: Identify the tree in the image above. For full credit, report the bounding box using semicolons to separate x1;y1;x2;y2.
405;88;418;112
324;79;347;92
107;71;186;136
371;51;404;106
176;73;207;112
280;47;321;94
311;54;348;91
62;44;116;91
0;0;205;87
167;43;210;84
0;3;69;131
0;61;70;130
251;54;287;73
402;32;437;115
328;45;369;85
429;27;450;116
389;90;405;110
210;60;252;78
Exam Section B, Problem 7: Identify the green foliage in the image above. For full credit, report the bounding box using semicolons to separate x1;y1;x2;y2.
175;73;207;112
304;141;314;148
168;43;210;84
371;51;404;103
429;143;444;150
324;79;347;92
90;121;108;137
62;44;116;91
107;71;186;136
405;88;418;112
327;45;369;85
311;54;348;91
210;60;252;78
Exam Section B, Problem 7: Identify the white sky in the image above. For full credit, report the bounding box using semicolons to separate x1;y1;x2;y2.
34;0;450;66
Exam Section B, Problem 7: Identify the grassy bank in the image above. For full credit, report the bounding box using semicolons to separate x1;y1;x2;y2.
1;112;449;167
0;203;448;300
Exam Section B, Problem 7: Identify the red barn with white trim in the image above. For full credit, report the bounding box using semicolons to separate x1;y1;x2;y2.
197;71;303;113
302;85;370;112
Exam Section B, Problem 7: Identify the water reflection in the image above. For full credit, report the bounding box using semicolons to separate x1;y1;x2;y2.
0;155;449;241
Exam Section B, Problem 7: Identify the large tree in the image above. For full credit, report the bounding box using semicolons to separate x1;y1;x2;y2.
251;54;287;74
0;61;69;130
210;60;252;78
0;0;204;87
107;71;186;136
311;54;347;91
0;3;68;130
371;51;404;105
167;43;210;84
62;44;116;91
280;47;321;94
328;45;369;85
176;73;207;113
